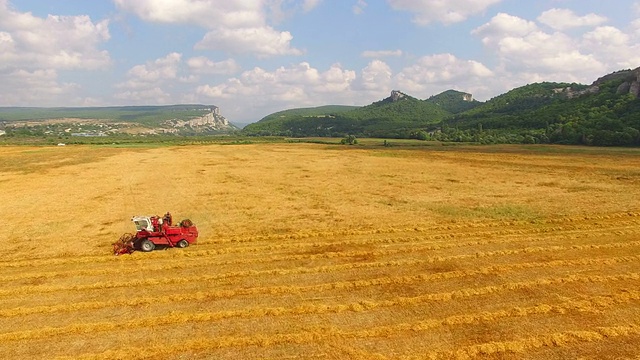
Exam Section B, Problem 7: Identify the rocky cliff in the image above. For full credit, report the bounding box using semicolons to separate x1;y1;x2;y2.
555;66;640;99
390;90;407;102
163;106;238;133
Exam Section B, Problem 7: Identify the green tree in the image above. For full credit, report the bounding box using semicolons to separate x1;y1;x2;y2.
341;134;358;145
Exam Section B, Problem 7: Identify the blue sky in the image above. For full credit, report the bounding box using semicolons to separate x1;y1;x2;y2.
1;0;639;123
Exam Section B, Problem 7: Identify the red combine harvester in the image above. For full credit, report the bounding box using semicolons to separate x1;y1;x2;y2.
113;212;198;255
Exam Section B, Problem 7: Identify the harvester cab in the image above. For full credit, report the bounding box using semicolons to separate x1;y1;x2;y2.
132;216;153;232
113;212;198;255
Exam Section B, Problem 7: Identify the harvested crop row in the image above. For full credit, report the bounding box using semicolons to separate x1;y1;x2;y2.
197;217;640;250
5;242;640;297
215;211;640;244
3;286;639;343
3;268;639;318
418;324;640;360
47;300;640;360
190;220;640;254
5;222;639;284
2;212;638;268
176;237;640;265
2;142;640;360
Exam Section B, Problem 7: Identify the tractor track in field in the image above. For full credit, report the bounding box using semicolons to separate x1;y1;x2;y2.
3;288;639;344
48;295;640;360
1;217;639;272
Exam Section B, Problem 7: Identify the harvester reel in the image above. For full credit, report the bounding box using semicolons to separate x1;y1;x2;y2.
113;233;136;256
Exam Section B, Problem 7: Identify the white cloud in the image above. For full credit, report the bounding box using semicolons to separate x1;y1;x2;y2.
0;2;110;71
395;54;493;96
198;62;355;99
302;0;322;12
113;0;264;29
361;49;403;58
470;10;640;93
353;0;367;15
356;60;393;92
119;53;182;89
582;26;640;69
583;26;630;47
387;0;503;25
267;0;323;23
472;13;607;78
0;69;79;106
115;53;205;103
113;87;172;104
187;57;241;75
196;62;357;121
195;26;302;57
538;8;607;31
115;0;302;57
471;13;538;45
0;1;110;106
275;62;320;84
316;63;357;92
631;19;640;39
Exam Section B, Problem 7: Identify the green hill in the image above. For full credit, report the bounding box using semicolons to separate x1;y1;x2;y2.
256;105;359;123
424;89;481;114
243;105;357;137
0;104;217;126
443;69;640;146
245;67;640;146
0;104;238;137
446;82;579;130
244;90;456;138
345;90;449;122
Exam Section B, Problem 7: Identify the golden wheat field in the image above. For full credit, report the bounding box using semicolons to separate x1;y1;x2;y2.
1;142;640;359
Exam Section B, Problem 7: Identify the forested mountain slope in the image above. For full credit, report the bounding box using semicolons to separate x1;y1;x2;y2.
244;67;640;146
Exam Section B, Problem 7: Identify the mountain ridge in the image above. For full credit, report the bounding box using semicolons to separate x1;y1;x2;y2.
244;66;640;146
0;104;238;136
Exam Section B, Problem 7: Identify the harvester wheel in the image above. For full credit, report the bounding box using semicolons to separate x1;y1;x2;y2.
140;239;155;252
177;239;189;248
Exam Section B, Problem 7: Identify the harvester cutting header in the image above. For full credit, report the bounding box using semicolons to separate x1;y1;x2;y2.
113;212;198;255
